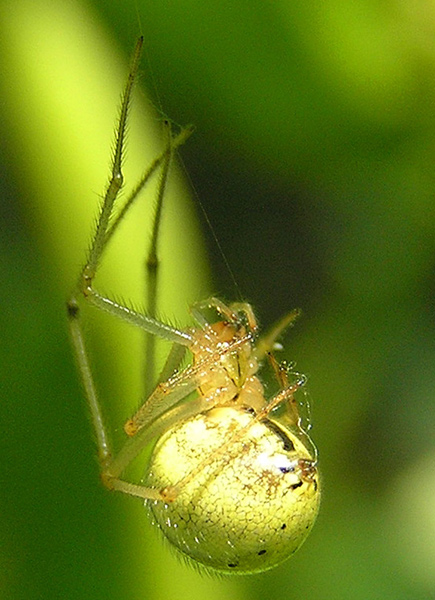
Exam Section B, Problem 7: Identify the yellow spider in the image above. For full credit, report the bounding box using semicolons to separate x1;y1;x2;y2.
67;37;320;574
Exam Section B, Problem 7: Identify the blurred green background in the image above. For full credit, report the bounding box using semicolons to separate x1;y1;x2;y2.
2;1;435;599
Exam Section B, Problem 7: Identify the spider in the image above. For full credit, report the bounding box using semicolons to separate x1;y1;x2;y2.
67;37;320;575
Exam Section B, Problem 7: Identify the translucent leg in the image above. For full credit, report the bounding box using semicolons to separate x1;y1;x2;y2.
190;297;241;326
104;124;194;247
67;298;112;466
267;351;302;428
144;122;173;396
81;37;143;288
103;121;194;393
73;36;192;346
86;287;192;345
190;297;258;335
67;292;210;499
123;328;253;436
68;37;190;338
267;351;317;462
66;38;198;500
255;308;301;360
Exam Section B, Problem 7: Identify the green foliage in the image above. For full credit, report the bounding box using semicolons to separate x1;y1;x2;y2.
1;1;435;599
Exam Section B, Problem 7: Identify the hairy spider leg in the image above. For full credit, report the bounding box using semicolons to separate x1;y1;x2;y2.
66;37;199;501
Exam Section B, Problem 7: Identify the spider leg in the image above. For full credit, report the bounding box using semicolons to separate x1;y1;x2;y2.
106;120;194;396
84;289;192;344
80;37;143;291
68;290;208;499
72;37;192;345
267;351;302;428
67;298;112;466
124;330;253;435
66;38;194;499
100;395;207;501
106;395;210;484
102;340;301;500
255;308;301;360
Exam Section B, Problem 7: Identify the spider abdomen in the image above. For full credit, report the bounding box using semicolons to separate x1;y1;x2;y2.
146;406;320;574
